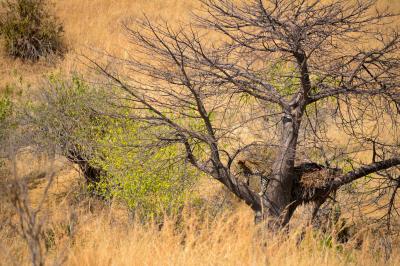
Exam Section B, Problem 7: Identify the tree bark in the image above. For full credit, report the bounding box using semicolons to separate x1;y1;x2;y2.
66;149;103;185
261;111;301;227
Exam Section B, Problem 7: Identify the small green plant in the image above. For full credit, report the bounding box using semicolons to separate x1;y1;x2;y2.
0;86;13;140
0;0;65;61
0;94;12;124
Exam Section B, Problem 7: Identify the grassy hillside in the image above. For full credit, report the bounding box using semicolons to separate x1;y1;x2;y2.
0;0;197;89
1;0;400;265
1;0;399;87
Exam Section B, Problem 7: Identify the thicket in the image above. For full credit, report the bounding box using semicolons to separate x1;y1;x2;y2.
92;122;198;221
23;75;198;221
0;0;65;61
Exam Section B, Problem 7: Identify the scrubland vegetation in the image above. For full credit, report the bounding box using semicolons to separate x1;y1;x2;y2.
1;0;400;265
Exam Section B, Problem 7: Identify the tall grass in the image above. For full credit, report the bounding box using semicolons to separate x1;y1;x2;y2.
0;167;399;266
64;211;400;266
2;199;399;266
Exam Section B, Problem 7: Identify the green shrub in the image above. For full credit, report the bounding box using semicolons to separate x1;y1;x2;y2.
24;74;110;186
92;119;198;222
26;75;198;221
0;0;65;61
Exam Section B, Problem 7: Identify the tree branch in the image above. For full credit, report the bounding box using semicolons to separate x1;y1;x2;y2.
332;157;400;188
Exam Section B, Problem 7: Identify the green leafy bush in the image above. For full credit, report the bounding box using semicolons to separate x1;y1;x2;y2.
26;75;198;221
92;119;198;221
0;0;65;61
24;74;112;186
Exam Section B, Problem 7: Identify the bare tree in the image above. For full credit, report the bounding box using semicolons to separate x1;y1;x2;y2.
90;0;400;228
6;134;56;266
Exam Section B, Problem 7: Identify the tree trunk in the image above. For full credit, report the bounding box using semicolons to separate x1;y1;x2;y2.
261;112;301;227
66;148;103;185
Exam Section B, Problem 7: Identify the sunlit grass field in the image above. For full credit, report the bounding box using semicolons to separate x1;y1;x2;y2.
1;0;400;265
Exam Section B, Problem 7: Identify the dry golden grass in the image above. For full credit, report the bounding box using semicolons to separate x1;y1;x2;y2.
59;211;400;266
0;0;198;89
1;0;399;90
2;190;400;266
0;159;399;266
1;1;400;265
